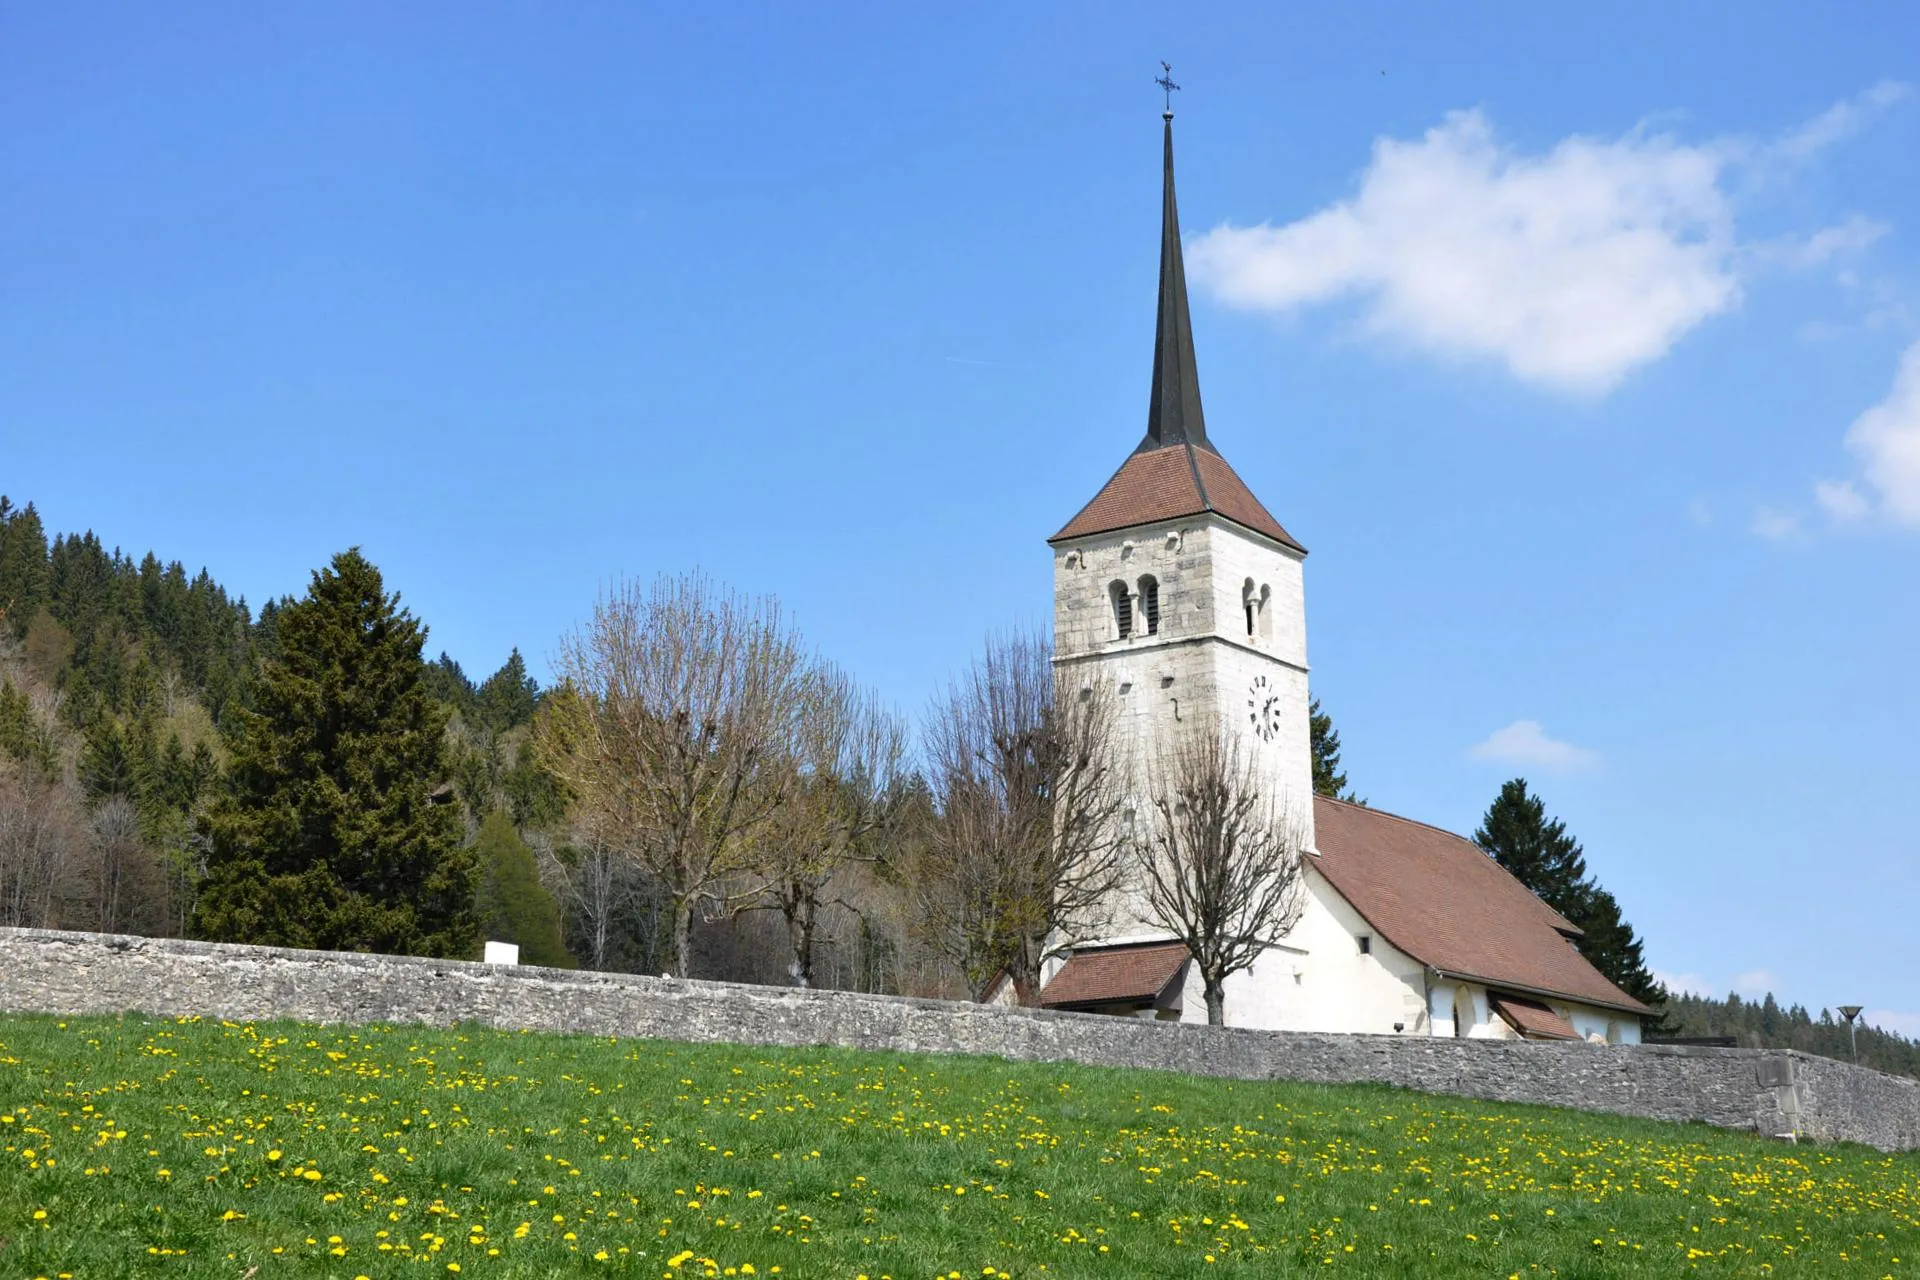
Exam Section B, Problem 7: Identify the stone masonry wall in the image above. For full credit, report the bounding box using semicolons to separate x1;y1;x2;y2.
4;927;1918;1152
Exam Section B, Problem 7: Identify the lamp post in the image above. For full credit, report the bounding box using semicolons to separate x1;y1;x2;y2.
1838;1005;1864;1064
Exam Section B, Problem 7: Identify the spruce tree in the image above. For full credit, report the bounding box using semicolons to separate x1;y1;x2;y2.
422;651;477;718
0;499;50;637
1473;778;1590;916
0;678;57;778
475;648;539;731
1474;778;1665;1011
79;718;138;801
1309;698;1346;798
473;808;573;967
1309;697;1363;803
193;549;476;957
1575;885;1667;1008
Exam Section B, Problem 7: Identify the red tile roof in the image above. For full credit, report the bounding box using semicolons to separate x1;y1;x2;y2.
1312;796;1651;1016
1040;941;1190;1009
1490;993;1581;1040
1049;444;1305;552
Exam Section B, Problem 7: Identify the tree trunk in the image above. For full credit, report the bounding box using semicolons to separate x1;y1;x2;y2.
1204;982;1226;1026
589;891;609;970
671;897;695;978
784;890;815;988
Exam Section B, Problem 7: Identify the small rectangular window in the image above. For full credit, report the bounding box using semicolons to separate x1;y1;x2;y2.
1357;935;1372;955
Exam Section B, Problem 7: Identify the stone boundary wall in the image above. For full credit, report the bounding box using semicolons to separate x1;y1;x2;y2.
4;927;1918;1152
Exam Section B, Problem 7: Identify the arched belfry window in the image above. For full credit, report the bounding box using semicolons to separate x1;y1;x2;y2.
1110;580;1133;639
1258;584;1273;642
1138;575;1160;636
1241;579;1258;639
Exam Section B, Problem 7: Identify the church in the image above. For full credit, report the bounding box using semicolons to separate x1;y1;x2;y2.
1030;107;1649;1045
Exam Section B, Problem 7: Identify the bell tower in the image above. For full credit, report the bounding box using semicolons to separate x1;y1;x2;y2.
1048;102;1314;870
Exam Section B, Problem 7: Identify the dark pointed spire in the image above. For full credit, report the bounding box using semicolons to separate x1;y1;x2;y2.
1140;108;1210;455
1050;80;1305;554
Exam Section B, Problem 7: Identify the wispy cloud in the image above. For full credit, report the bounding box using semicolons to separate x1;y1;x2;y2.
1866;1008;1920;1038
1749;214;1888;270
1749;505;1803;542
1186;83;1908;397
1653;967;1782;999
1731;968;1781;998
1767;80;1912;164
1813;479;1869;523
1467;719;1598;772
1653;969;1714;997
1653;974;1918;1033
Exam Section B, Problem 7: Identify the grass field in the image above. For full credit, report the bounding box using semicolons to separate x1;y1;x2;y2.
1;1014;1915;1278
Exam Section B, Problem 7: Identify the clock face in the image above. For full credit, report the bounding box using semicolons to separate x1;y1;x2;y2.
1247;675;1284;742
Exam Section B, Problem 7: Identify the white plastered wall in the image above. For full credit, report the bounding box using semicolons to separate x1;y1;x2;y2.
1428;978;1645;1044
1197;865;1431;1033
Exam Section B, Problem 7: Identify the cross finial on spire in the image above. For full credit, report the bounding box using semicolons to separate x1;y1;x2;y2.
1155;61;1180;119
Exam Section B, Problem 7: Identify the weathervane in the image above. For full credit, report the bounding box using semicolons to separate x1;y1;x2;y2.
1155;61;1180;118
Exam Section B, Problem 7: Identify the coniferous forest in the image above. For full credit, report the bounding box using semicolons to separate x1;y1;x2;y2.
2;494;1913;1078
0;495;941;993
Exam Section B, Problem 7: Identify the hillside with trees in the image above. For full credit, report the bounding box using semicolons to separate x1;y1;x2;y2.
0;496;952;993
6;494;1914;1075
0;497;564;960
1658;990;1920;1080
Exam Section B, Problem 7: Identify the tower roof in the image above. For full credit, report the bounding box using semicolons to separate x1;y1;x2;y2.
1146;114;1208;454
1050;111;1304;553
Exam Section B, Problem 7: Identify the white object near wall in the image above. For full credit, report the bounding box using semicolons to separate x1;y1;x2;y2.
483;941;520;966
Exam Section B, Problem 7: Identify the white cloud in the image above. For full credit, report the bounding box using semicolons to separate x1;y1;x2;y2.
1838;338;1920;527
1188;111;1738;395
1768;80;1911;164
1653;969;1713;997
1749;505;1803;541
1752;214;1888;270
1187;84;1908;397
1654;967;1782;999
1865;1008;1920;1039
1813;478;1868;522
1467;719;1598;772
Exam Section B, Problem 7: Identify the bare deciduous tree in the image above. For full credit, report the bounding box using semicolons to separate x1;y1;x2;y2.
538;573;807;977
915;632;1128;1004
1137;727;1308;1025
533;829;663;973
78;796;148;933
755;663;904;987
0;770;78;928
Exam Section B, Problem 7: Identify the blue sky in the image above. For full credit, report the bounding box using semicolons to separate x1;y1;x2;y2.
4;4;1916;1031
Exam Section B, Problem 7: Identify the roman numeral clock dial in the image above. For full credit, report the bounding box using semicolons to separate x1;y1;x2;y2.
1247;675;1283;742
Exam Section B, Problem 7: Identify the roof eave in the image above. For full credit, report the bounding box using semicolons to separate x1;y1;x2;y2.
1430;967;1653;1018
1305;866;1649;1018
1048;507;1308;555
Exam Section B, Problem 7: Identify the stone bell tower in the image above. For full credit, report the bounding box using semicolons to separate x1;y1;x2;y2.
1048;105;1314;890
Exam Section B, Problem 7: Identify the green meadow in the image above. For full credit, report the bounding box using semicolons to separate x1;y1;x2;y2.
1;1013;1914;1278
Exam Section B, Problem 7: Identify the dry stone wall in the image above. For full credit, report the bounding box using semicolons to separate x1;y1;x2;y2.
5;927;1918;1152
